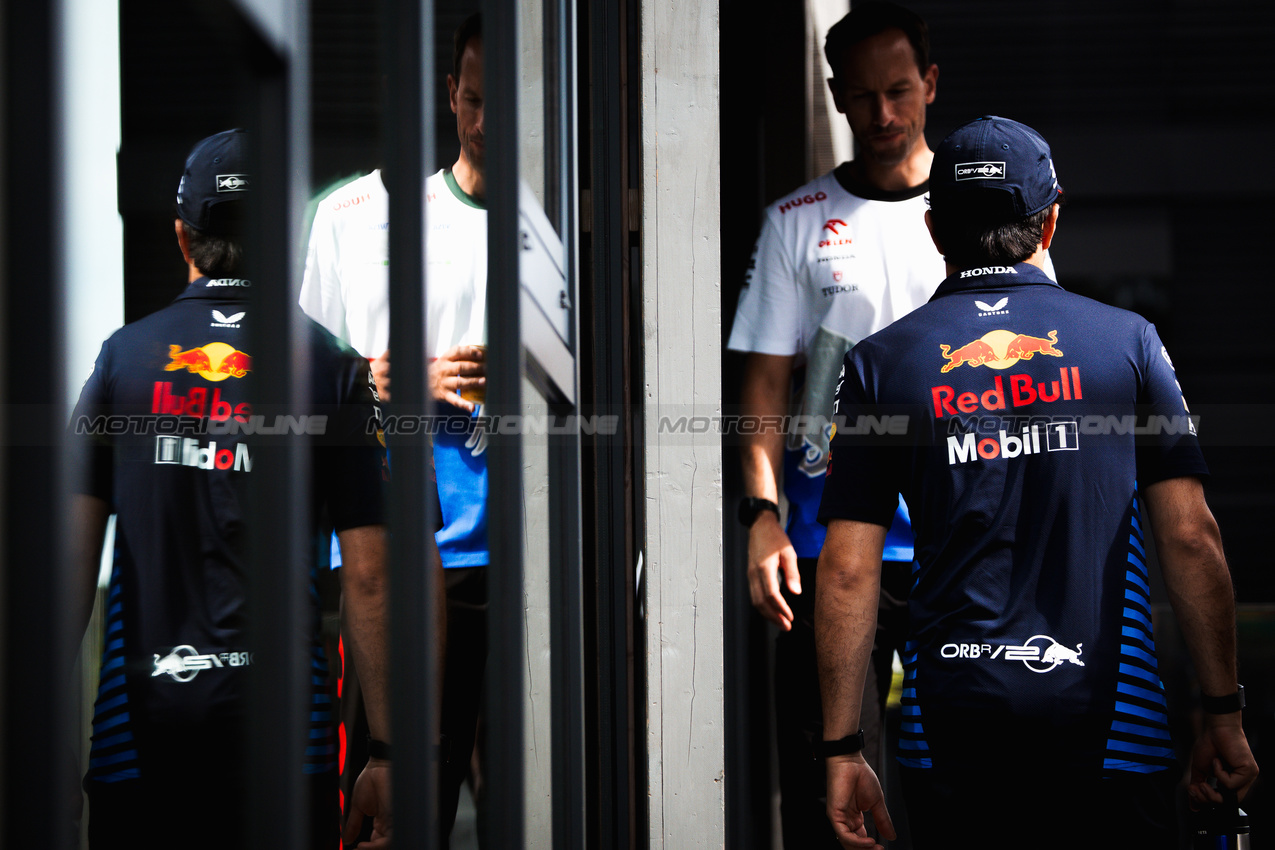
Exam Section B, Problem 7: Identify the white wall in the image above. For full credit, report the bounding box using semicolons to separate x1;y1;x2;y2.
61;0;123;408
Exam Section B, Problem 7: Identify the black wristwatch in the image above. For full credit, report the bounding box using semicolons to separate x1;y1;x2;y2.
367;736;393;760
814;730;866;759
738;497;779;528
1201;685;1245;714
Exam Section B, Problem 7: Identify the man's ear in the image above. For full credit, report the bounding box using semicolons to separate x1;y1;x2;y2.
1040;203;1060;251
924;210;944;255
826;77;846;115
174;219;193;265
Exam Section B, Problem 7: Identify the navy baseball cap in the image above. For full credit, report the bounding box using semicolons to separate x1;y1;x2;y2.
930;116;1061;217
175;129;249;234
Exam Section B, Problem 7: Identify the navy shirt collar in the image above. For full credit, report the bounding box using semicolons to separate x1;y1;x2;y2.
175;275;253;302
930;262;1060;302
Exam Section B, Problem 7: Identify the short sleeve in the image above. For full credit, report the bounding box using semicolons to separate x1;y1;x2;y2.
726;212;804;355
817;349;904;528
68;341;115;502
1135;323;1209;485
299;203;349;340
316;355;387;532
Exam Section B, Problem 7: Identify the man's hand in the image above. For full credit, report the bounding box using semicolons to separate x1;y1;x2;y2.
343;757;392;849
1188;714;1259;807
371;350;391;403
747;511;801;630
429;344;486;412
825;754;895;849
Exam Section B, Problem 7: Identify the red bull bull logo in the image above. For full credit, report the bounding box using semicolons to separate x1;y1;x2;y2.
166;343;252;382
939;329;1061;373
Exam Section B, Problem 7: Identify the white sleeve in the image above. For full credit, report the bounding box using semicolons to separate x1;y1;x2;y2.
727;211;804;356
299;204;348;340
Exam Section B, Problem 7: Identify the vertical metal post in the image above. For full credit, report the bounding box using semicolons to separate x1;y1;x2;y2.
243;5;309;847
547;2;587;844
1;1;75;845
482;0;526;846
586;0;637;844
383;0;441;846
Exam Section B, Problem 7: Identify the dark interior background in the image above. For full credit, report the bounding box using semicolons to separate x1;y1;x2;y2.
118;0;464;320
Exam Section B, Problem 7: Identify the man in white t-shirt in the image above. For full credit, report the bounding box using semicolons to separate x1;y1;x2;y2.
300;12;490;847
728;4;940;846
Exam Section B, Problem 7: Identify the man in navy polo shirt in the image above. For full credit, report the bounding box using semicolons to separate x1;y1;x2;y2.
814;116;1257;849
71;130;397;849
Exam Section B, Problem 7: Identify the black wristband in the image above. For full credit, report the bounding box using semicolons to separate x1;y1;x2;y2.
367;737;393;760
1201;685;1245;714
738;497;780;528
814;730;866;759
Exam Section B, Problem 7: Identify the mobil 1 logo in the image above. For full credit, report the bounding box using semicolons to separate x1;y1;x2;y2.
946;418;1078;466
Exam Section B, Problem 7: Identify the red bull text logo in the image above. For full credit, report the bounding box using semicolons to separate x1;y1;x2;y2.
932;369;1083;420
932;329;1082;421
152;382;252;421
166;343;252;382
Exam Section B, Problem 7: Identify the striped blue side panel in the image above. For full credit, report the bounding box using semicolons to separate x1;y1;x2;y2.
1104;491;1173;774
88;562;140;782
304;567;337;776
897;639;932;768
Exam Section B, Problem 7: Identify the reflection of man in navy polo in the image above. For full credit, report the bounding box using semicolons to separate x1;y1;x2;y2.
814;117;1258;849
71;130;395;849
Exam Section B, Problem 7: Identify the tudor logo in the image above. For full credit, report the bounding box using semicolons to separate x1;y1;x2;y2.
955;162;1005;181
217;174;249;192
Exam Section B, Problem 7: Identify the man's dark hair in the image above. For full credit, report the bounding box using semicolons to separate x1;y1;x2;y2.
929;193;1063;269
824;1;930;79
452;12;482;80
182;220;244;279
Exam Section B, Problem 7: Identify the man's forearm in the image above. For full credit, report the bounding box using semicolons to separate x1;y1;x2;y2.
740;353;794;501
815;520;887;739
338;524;392;741
1144;478;1237;696
70;495;111;663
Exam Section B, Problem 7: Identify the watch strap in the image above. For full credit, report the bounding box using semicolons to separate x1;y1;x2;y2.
1201;685;1245;714
814;730;866;758
367;737;393;760
738;497;780;528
